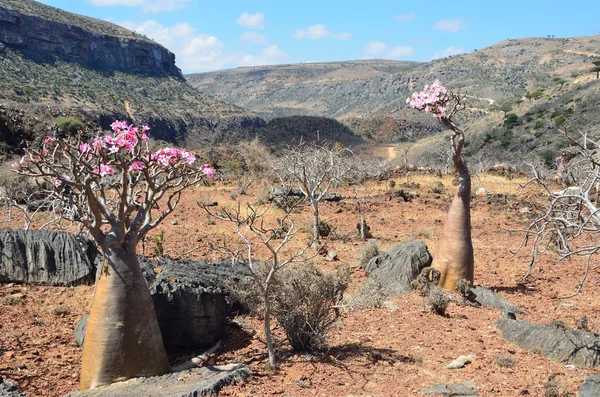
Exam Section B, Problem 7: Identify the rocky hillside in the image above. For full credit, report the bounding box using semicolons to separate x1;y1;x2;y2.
187;36;600;156
0;0;269;154
0;0;183;79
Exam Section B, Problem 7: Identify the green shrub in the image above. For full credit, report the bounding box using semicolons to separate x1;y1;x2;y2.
534;120;544;129
539;148;557;167
54;116;85;135
503;114;519;129
555;116;566;127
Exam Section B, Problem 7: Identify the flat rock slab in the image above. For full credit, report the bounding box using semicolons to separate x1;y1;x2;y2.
472;286;525;315
580;374;600;397
496;318;600;368
64;364;251;397
421;381;478;396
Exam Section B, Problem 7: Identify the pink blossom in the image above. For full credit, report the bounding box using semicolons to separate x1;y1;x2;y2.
43;136;55;144
128;161;145;172
79;143;91;154
19;156;29;165
55;179;62;187
201;164;216;178
10;162;18;168
407;79;449;119
99;164;116;177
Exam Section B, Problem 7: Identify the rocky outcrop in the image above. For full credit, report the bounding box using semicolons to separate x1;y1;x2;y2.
496;318;600;368
0;378;27;397
365;241;433;296
141;258;251;349
580;374;600;397
471;286;526;316
77;258;252;350
0;0;183;79
64;364;251;397
0;229;99;286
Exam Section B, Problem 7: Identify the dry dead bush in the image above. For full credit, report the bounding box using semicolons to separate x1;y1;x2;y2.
346;277;386;310
237;138;272;179
357;239;380;268
231;262;350;352
427;286;450;316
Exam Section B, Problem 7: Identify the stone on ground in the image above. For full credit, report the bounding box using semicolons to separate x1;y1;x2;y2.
365;241;432;296
421;381;478;396
471;286;525;316
63;364;251;397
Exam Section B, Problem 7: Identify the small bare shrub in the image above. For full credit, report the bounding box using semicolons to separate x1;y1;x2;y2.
357;239;380;268
574;315;589;331
549;320;569;330
388;179;396;189
429;181;445;194
492;356;517;368
411;267;441;296
427;286;450;316
273;264;350;351
455;279;478;306
235;262;350;351
346;277;386;310
52;306;70;316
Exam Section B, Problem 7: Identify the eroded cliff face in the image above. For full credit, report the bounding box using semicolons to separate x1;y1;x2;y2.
0;5;183;80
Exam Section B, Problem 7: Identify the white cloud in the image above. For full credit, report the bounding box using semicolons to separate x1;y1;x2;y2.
117;19;287;72
240;45;287;67
394;12;415;21
89;0;191;13
432;46;467;60
240;31;269;45
293;24;351;40
236;12;265;30
432;19;467;32
362;41;414;59
118;20;230;71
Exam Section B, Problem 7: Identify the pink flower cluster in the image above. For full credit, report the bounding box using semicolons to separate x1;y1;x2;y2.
406;79;448;118
85;122;150;155
201;164;215;178
92;164;116;177
151;148;196;166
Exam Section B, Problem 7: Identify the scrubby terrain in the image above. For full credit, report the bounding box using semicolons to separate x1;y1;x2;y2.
1;173;599;396
188;36;600;166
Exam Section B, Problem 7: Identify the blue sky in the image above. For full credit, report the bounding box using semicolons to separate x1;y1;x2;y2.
41;0;600;74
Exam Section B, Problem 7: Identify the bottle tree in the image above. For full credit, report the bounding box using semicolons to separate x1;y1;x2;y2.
407;80;473;290
11;121;214;389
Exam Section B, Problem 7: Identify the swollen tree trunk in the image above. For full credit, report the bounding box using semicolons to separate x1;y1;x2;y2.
80;245;170;389
431;124;474;290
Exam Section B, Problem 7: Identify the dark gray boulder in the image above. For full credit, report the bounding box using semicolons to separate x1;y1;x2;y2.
580;374;600;397
365;241;432;296
77;258;251;350
496;318;600;368
0;229;99;286
0;377;27;397
63;364;251;397
471;286;525;316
